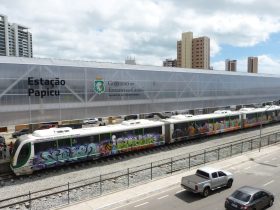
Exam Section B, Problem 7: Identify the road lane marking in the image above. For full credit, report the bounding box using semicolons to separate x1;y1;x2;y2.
176;189;185;194
272;158;277;161
264;160;270;163
263;180;274;187
134;202;149;208
244;166;251;170
158;195;169;200
110;185;179;209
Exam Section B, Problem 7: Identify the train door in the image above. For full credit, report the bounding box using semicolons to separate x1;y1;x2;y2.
257;111;267;124
164;123;171;144
241;113;246;128
266;110;276;122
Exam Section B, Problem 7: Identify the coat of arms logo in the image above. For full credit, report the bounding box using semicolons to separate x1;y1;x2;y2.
94;77;105;95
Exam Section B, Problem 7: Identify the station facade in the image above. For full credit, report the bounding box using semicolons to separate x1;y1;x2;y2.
0;56;280;126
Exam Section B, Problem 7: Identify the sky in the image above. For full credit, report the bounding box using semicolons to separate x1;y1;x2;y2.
1;0;280;74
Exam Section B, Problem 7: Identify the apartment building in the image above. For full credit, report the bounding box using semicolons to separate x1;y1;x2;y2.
177;32;210;69
176;41;182;67
247;57;258;73
0;14;33;57
192;36;210;69
225;59;237;72
163;58;177;67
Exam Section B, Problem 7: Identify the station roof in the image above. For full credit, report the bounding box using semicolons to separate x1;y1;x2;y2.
1;56;280;78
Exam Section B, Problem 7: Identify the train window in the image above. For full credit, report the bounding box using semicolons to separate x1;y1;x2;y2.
72;135;99;146
100;133;111;143
113;131;125;139
135;129;143;136
173;122;188;138
34;141;57;154
225;116;230;124
212;117;227;130
91;135;99;144
113;130;135;139
230;115;240;127
187;122;197;136
258;112;267;121
125;130;134;136
247;113;258;122
213;117;225;123
144;126;162;135
57;138;71;148
195;120;208;133
17;143;31;165
174;122;187;131
266;111;275;121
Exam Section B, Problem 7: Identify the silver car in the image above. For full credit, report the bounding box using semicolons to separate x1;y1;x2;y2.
225;186;274;210
83;118;98;124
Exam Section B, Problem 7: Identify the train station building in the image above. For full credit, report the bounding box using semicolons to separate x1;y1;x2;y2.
0;56;280;127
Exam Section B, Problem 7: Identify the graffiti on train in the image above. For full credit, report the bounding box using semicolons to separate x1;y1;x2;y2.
33;133;164;169
33;143;99;169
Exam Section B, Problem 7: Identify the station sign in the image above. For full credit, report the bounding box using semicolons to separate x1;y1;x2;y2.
27;77;65;98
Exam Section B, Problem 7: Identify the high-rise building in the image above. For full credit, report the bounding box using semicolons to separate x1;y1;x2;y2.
176;32;210;69
247;57;258;73
181;32;193;68
176;41;182;67
163;59;177;67
0;14;33;57
192;36;210;69
225;59;237;72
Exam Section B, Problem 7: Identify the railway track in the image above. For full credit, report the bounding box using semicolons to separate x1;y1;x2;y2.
0;172;15;183
0;123;277;186
1;125;279;210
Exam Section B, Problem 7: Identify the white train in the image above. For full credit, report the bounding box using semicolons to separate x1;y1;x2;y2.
10;106;280;175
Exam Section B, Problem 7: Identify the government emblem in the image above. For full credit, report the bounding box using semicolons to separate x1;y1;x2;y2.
94;79;105;95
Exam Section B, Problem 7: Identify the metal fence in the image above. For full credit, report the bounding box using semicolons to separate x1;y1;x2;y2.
1;132;280;210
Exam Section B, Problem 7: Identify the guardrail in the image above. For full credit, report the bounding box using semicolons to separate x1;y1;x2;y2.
1;131;280;210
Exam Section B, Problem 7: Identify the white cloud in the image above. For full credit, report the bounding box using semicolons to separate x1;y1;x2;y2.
258;55;280;74
212;60;225;71
210;39;221;57
212;55;280;75
1;0;280;73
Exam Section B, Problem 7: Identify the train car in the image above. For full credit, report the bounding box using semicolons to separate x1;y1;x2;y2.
164;110;242;143
10;106;280;175
240;105;280;128
10;119;165;175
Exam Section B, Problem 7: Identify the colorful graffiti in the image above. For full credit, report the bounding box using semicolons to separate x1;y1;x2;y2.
32;132;164;170
172;119;241;141
115;133;163;153
33;143;99;170
244;111;280;128
99;133;164;155
210;118;240;133
244;113;268;128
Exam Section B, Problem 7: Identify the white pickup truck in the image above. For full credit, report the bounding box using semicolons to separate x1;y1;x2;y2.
181;167;234;197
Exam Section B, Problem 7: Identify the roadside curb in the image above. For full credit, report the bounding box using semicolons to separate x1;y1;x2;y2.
53;176;181;210
95;183;179;210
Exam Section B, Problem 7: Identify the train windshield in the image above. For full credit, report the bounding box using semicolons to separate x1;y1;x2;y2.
17;143;30;163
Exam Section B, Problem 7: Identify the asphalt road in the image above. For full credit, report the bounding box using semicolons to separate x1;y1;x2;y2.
113;148;280;210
